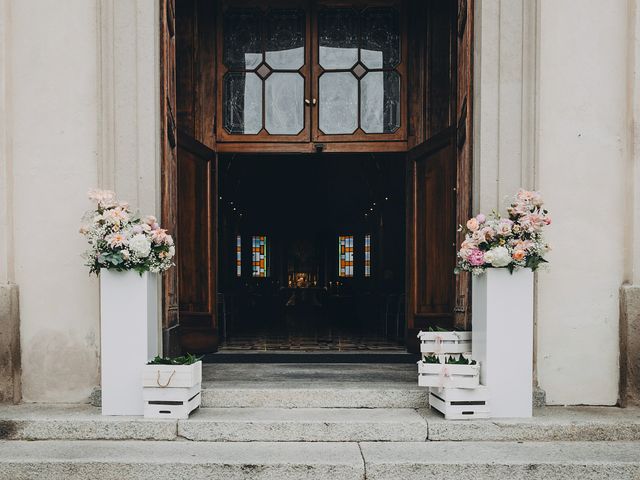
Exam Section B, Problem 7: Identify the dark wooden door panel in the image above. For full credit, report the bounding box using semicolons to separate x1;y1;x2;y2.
177;132;219;354
404;0;472;351
405;131;456;351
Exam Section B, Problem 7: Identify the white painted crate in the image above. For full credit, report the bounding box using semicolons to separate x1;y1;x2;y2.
143;361;202;419
417;331;471;355
417;360;480;389
143;361;202;388
143;383;201;419
429;385;490;420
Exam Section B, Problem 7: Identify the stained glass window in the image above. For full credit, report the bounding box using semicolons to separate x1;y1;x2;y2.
236;235;242;277
252;235;268;277
364;234;371;277
338;235;354;277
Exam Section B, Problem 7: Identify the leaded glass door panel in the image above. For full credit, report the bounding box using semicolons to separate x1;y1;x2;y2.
312;1;407;143
217;2;311;142
216;0;406;146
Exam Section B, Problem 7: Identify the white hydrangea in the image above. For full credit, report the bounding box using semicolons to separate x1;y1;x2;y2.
483;246;511;267
129;233;151;258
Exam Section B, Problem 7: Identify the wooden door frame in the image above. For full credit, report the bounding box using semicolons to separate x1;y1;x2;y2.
161;0;473;352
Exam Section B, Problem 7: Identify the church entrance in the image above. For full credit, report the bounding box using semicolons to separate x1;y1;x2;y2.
160;0;474;356
217;153;406;351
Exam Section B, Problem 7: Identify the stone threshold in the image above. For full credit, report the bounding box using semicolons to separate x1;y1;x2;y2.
1;404;639;442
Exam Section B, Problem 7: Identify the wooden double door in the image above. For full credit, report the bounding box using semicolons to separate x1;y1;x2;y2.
160;0;473;354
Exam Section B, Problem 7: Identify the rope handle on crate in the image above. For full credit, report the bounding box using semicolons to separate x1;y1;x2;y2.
156;369;176;388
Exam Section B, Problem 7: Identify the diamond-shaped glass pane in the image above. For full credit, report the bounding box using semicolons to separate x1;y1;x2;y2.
352;63;367;79
256;63;272;79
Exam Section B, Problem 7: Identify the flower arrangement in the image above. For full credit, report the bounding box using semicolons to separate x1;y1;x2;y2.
456;189;551;275
80;189;175;275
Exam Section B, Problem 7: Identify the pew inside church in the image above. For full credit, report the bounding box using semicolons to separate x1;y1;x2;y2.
216;153;406;351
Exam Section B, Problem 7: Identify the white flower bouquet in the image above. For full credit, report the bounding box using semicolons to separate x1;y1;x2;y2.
456;189;551;275
80;189;175;275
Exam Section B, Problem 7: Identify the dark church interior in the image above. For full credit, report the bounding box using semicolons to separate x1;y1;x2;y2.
216;153;406;350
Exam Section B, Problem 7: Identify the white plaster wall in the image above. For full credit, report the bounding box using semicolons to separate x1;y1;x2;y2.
5;0;161;402
8;0;101;402
535;0;629;405
3;0;633;405
475;0;631;405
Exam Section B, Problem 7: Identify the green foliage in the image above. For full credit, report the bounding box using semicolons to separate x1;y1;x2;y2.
422;354;477;365
427;325;450;332
148;353;203;365
526;254;548;272
445;355;476;365
423;354;440;364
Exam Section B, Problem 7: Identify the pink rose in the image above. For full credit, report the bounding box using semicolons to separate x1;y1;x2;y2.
151;228;168;245
467;249;485;266
476;213;486;224
481;227;496;241
466;218;480;232
461;239;476;250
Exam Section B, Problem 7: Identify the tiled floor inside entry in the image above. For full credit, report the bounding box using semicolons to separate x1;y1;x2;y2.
219;330;405;352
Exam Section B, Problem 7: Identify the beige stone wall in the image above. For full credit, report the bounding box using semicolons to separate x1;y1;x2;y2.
0;0;160;402
476;0;636;405
4;0;101;402
0;0;637;405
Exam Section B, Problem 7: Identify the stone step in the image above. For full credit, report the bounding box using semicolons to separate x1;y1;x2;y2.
2;440;639;480
0;440;363;480
2;404;640;442
200;386;429;408
362;441;640;480
200;362;426;408
178;407;428;442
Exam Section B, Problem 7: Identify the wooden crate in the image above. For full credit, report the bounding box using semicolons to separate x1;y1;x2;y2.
417;331;471;355
417;360;479;389
429;385;490;420
142;361;202;388
143;383;201;419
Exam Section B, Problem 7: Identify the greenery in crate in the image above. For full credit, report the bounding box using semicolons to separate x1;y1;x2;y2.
148;353;203;365
427;326;466;332
423;354;476;365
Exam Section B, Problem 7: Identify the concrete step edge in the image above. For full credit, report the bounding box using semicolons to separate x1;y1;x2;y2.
2;440;640;480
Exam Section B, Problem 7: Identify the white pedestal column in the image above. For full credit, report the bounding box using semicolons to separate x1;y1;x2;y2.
100;270;159;415
472;268;534;418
